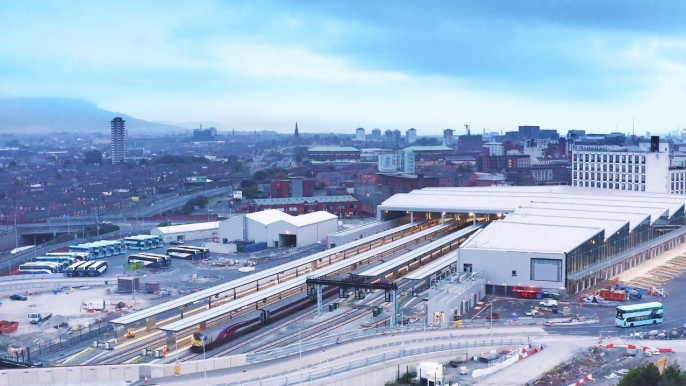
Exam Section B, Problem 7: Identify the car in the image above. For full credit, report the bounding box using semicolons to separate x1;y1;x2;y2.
101;221;113;225
10;294;27;301
540;299;558;308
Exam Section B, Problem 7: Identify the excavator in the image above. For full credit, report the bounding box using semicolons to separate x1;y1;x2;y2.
654;356;668;375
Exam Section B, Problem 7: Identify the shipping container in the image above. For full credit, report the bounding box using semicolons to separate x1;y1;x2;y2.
145;282;161;293
599;289;628;301
243;242;268;253
118;277;141;293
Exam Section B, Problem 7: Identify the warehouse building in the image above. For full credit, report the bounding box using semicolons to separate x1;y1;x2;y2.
218;210;338;248
150;221;220;244
378;186;686;295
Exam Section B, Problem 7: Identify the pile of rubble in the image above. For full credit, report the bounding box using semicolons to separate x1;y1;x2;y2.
532;347;610;386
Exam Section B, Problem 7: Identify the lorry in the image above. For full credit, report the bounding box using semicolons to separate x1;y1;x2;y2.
598;289;628;302
86;299;106;311
28;313;52;324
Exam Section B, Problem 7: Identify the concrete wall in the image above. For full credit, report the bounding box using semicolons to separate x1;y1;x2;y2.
0;229;17;253
207;243;237;254
0;365;140;386
459;248;565;290
0;277;111;292
427;274;487;323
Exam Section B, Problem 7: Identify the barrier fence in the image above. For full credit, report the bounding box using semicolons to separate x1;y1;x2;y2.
245;321;537;365
228;339;525;386
29;322;113;359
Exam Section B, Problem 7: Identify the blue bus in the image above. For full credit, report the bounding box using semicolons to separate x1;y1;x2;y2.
124;235;162;250
616;302;664;328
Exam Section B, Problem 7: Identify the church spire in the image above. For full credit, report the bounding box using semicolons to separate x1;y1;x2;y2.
294;122;299;138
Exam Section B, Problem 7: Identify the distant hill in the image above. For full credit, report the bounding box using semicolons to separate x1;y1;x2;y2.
0;98;187;134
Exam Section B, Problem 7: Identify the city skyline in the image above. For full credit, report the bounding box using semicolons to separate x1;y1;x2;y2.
1;1;685;134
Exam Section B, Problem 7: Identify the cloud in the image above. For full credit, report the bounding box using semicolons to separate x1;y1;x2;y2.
0;0;684;133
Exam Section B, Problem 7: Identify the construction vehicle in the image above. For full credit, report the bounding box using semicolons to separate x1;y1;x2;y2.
650;287;665;297
654;356;668;375
28;313;52;325
125;328;136;339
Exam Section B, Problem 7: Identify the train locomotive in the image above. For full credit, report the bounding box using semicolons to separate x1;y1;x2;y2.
190;287;336;352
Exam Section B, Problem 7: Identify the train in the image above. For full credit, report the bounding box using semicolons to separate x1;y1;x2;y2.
190;287;337;352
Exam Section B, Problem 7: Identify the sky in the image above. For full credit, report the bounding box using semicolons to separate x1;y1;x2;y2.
1;1;685;135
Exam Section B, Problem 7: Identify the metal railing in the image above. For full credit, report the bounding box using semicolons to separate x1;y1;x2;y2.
568;226;686;280
24;322;114;359
245;321;523;365
227;339;524;386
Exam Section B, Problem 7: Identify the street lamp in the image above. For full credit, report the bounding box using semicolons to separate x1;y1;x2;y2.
202;337;207;380
298;327;302;359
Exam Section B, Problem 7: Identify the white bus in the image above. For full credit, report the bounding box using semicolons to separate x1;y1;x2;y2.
616;302;664;328
76;261;97;277
46;252;90;261
18;262;61;275
66;261;89;277
86;261;108;277
36;255;75;270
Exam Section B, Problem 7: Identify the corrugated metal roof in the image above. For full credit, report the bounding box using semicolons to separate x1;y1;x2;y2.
252;195;358;206
153;222;220;234
461;221;602;254
402;146;452;152
245;209;337;227
308;146;360;152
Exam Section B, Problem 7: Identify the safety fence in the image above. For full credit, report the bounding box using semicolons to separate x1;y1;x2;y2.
228;339;525;386
28;322;114;359
245;322;531;365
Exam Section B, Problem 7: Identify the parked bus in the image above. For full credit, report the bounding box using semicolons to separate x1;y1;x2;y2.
137;253;172;267
76;261;97;277
124;236;152;250
616;302;664;328
66;261;89;277
128;254;168;268
69;244;103;259
166;247;201;260
87;261;108;277
46;252;90;261
177;246;210;259
36;255;75;269
18;262;61;275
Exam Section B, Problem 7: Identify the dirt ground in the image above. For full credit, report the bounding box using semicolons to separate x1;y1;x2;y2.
0;285;155;348
532;346;680;386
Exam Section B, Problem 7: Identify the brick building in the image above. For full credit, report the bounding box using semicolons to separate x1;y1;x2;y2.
308;147;361;162
248;195;361;217
270;177;315;198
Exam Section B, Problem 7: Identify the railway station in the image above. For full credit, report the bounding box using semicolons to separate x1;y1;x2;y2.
109;217;468;346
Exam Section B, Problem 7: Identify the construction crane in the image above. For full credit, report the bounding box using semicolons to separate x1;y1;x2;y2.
654;356;668;375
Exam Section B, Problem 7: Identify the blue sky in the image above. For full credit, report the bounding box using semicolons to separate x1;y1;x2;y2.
1;1;685;134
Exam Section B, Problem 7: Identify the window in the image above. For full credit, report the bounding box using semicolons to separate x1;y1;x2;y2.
512;270;517;277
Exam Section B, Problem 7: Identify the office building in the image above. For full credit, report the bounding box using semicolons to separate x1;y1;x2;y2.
355;128;365;142
406;128;417;144
193;127;217;141
110;117;126;164
443;129;454;146
572;136;674;193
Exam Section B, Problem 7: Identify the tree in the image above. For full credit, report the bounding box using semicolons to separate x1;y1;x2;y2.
83;150;103;165
659;364;686;386
618;364;662;386
8;160;17;167
252;171;267;181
